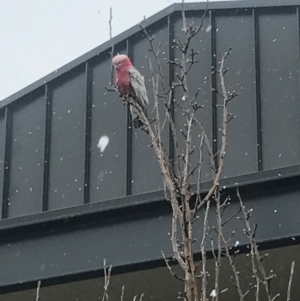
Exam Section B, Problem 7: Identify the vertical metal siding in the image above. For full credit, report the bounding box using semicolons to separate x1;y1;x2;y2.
130;21;170;194
8;93;45;217
215;10;258;178
48;66;86;210
0;112;6;218
1;108;12;219
259;8;300;170
89;52;127;202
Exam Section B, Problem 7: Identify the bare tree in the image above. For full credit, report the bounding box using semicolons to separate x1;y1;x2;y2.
107;1;296;301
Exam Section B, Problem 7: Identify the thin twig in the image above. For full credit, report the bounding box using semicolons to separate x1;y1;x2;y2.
221;208;242;226
287;261;295;301
200;201;210;301
236;187;275;301
120;286;125;301
221;233;247;301
36;280;41;301
139;293;145;301
194;132;204;208
102;259;113;301
109;7;114;86
214;192;222;301
162;250;185;281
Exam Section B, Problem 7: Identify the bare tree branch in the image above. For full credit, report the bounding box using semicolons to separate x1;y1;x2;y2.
120;286;125;301
162;250;185;281
287;261;295;301
102;259;113;301
36;280;41;301
106;2;296;301
196;50;233;212
109;7;114;86
236;186;281;301
200;201;210;301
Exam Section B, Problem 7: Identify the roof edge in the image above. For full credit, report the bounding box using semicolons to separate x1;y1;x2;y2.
0;3;176;109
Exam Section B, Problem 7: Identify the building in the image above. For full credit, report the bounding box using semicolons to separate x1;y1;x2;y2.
1;0;300;300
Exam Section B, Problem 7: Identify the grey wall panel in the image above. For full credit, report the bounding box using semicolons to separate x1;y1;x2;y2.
89;53;127;202
259;10;300;170
173;14;213;183
0;112;5;219
215;12;258;178
131;21;169;194
0;182;299;289
8;94;45;217
4;244;300;301
48;67;86;210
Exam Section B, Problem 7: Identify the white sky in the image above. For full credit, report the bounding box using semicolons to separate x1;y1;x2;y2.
0;0;232;100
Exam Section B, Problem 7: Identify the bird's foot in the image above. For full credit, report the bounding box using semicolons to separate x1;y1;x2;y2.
105;86;118;92
141;127;149;135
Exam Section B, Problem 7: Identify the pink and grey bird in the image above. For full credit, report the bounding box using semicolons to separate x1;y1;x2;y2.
112;54;149;128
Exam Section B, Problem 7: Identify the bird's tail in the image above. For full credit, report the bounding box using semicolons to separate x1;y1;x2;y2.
130;102;148;128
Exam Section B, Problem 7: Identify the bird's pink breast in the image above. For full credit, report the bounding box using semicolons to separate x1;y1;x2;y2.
116;69;131;95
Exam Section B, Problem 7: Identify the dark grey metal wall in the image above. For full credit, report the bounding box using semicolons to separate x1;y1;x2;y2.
1;1;300;219
259;9;300;169
9;92;45;217
1;170;300;292
130;19;170;194
215;10;257;177
89;50;128;202
48;66;87;210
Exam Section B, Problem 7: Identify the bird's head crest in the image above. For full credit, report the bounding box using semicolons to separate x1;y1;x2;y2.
112;54;131;67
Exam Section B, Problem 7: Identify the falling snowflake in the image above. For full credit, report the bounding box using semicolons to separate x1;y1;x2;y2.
97;136;110;152
206;25;212;33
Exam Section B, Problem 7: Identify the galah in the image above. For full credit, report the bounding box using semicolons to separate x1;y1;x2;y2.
112;54;149;128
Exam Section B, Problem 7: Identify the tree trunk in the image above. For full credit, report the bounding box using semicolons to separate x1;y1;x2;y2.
184;196;199;301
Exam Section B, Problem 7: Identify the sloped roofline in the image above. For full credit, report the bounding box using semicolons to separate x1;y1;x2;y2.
1;0;298;109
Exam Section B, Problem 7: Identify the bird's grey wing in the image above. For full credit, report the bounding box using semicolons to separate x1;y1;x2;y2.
128;66;149;106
